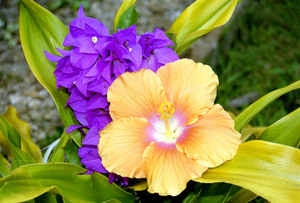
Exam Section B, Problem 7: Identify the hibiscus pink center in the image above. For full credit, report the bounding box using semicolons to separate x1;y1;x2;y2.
153;102;182;143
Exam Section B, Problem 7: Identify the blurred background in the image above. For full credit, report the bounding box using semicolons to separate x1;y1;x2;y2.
0;0;299;148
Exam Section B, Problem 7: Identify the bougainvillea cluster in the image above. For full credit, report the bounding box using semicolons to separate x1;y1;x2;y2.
45;5;179;185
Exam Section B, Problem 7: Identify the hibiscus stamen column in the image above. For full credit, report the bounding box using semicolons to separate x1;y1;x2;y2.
157;102;175;139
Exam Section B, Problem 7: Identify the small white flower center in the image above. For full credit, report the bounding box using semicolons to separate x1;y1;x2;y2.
92;36;98;44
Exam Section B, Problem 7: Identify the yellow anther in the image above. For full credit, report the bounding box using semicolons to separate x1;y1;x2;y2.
158;102;175;120
92;36;98;44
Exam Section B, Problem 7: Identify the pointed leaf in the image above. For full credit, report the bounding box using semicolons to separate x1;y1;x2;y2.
114;0;136;32
227;188;257;203
169;0;238;55
19;0;81;145
195;183;232;203
4;106;42;162
222;108;300;203
0;131;13;159
116;5;138;30
0;163;135;202
48;131;70;163
240;125;266;142
260;107;300;147
0;153;10;178
0;182;59;203
234;80;300;132
0;115;37;169
195;140;300;202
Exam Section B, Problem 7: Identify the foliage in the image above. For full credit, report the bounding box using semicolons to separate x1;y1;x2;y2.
169;0;238;55
19;0;82;145
114;0;136;32
0;163;135;202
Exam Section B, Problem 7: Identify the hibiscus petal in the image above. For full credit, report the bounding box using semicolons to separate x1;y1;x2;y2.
157;59;219;125
98;117;154;178
143;142;207;196
108;69;168;122
176;104;241;168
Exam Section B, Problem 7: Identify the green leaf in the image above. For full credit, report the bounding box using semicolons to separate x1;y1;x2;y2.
240;125;266;142
0;153;10;178
0;115;37;170
48;131;70;163
195;140;300;202
227;188;257;203
0;163;135;202
182;193;198;203
102;200;122;203
169;0;238;55
0;129;13;159
195;183;232;203
4;106;42;162
34;192;58;203
65;141;82;166
114;0;136;32
116;5;138;30
19;0;82;145
234;80;300;132
259;107;300;147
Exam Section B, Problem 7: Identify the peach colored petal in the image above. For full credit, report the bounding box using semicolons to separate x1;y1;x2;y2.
157;59;219;125
143;142;207;196
176;104;241;168
108;69;167;121
98;117;154;178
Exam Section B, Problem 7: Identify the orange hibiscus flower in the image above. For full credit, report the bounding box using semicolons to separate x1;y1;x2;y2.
98;59;241;196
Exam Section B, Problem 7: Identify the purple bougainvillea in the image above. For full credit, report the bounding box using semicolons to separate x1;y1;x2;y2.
45;5;179;185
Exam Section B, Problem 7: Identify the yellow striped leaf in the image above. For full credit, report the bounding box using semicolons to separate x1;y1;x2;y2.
169;0;238;55
195;140;300;202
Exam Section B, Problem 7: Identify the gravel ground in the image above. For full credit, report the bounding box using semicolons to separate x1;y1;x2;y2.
0;0;239;144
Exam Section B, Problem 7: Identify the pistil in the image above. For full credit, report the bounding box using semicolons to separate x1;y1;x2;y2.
158;102;175;139
164;118;174;139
